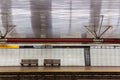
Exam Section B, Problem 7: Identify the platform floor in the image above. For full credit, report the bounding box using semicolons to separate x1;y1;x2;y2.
1;67;120;80
0;66;120;73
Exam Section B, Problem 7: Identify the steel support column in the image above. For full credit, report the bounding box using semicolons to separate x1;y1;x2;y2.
84;46;91;66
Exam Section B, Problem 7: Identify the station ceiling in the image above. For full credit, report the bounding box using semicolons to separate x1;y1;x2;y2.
0;0;120;38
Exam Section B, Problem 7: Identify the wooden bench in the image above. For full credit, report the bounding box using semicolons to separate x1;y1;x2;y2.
20;59;38;66
44;59;60;67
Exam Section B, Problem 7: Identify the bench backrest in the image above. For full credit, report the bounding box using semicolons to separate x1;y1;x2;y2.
30;59;38;63
44;59;60;64
53;59;60;64
44;59;53;64
21;59;38;64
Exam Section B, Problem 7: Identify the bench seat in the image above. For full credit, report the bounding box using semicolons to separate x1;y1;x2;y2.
44;59;60;67
20;59;38;66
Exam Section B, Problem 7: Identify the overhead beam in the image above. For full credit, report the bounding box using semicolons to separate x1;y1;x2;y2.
3;38;120;43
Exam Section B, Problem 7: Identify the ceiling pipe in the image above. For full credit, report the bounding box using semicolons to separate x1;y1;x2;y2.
1;38;119;43
104;38;120;43
6;38;93;43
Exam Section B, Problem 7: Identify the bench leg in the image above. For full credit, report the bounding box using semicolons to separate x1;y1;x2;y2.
29;64;31;66
21;64;23;66
36;63;38;66
58;64;60;66
44;63;46;67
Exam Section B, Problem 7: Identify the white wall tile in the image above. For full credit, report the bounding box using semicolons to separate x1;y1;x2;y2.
0;49;19;66
91;48;120;66
0;48;85;66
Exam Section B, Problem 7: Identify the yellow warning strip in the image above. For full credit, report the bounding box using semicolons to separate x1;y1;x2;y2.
0;45;19;49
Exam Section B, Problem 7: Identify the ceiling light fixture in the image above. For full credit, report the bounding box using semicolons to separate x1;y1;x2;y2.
84;15;112;40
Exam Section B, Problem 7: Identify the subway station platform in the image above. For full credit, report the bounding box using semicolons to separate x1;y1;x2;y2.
0;66;120;80
1;66;120;73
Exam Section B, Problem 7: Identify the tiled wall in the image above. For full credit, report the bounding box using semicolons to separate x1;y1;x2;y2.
0;49;20;66
0;48;85;66
1;45;120;66
91;48;120;66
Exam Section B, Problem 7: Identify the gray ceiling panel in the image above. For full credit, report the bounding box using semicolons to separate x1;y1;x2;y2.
0;0;120;38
